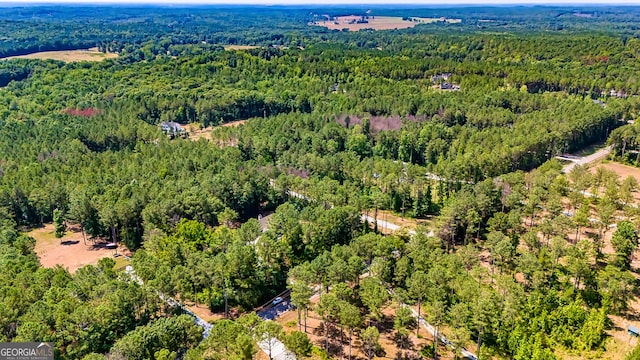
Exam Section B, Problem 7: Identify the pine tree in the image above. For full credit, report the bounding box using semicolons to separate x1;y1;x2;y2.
53;209;66;239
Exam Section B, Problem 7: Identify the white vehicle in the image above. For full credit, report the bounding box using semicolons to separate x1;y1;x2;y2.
272;297;283;305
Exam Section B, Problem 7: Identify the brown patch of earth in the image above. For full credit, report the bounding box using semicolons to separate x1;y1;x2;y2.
310;16;460;32
1;47;118;62
223;45;259;51
184;120;246;145
276;300;450;360
335;114;425;132
221;119;247;127
590;161;640;184
182;302;226;323
29;223;129;273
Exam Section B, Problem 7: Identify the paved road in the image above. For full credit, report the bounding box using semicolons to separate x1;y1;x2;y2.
257;337;296;360
406;305;476;360
255;295;296;360
286;188;429;236
125;266;213;338
257;299;295;321
127;265;295;359
562;146;612;173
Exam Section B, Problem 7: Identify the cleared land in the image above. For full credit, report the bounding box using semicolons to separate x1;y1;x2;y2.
371;210;432;234
520;163;640;360
276;299;444;359
29;223;129;273
223;45;259;51
1;47;118;62
310;16;461;31
186;120;246;145
590;160;640;184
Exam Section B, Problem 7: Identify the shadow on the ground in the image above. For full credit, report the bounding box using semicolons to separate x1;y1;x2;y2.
60;240;80;246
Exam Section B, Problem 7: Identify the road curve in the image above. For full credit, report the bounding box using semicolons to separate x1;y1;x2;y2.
562;146;611;173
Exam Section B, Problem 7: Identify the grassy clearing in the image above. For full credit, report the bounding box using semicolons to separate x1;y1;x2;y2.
113;256;130;272
310;16;461;31
1;47;118;62
223;45;259;51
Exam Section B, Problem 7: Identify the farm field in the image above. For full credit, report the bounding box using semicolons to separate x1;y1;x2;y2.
223;45;259;51
310;16;461;31
28;223;129;273
1;47;118;62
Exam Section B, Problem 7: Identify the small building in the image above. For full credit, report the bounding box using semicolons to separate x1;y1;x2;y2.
160;121;187;138
440;82;460;91
628;325;639;337
432;73;452;83
160;121;183;132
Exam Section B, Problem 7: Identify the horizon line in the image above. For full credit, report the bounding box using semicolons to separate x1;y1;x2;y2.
2;1;640;5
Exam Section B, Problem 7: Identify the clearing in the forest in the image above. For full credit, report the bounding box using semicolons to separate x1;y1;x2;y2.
310;16;460;31
28;223;129;273
1;47;118;62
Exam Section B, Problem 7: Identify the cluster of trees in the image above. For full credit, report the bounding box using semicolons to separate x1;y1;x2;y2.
0;208;315;359
131;201;363;312
0;215;169;358
1;5;640;360
0;106;280;249
4;5;640;61
0;6;317;59
284;160;639;359
608;98;640;165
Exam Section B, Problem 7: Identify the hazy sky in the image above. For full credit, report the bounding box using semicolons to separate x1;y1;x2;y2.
4;0;640;4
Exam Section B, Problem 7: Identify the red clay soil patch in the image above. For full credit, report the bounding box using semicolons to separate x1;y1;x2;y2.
64;108;102;117
335;114;425;132
29;223;129;273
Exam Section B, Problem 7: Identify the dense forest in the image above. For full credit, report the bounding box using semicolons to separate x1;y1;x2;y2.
3;5;640;59
2;4;640;360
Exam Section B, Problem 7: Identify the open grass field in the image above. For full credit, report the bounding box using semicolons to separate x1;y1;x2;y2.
310;16;461;31
223;45;259;51
1;47;118;62
28;223;129;273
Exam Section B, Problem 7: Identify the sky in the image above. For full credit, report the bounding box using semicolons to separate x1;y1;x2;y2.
3;0;640;4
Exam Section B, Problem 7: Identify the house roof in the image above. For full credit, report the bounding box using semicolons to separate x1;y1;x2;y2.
160;122;185;132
